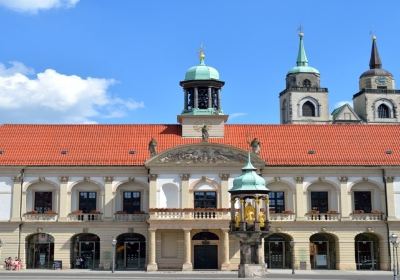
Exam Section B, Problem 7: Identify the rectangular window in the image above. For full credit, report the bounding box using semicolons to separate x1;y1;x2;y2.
123;191;141;213
34;192;52;213
194;191;217;208
79;191;97;213
354;191;372;213
269;191;285;213
311;191;328;213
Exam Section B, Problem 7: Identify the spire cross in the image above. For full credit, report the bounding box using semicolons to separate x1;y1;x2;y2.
297;24;304;37
199;43;205;65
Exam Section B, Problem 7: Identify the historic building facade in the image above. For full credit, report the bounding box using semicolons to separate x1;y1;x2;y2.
0;34;400;272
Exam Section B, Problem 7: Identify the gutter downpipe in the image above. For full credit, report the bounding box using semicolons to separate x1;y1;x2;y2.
383;168;392;271
17;168;25;259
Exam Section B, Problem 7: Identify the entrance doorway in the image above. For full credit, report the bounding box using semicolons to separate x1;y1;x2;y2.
355;233;379;270
264;233;292;269
310;233;337;269
26;233;54;269
71;233;100;269
116;233;146;270
192;232;219;269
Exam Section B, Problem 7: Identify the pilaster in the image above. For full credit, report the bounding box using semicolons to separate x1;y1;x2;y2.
221;228;230;270
219;174;230;208
58;176;69;221
11;176;22;222
339;176;351;220
180;174;190;209
149;174;158;209
103;176;114;220
386;176;396;220
294;177;306;220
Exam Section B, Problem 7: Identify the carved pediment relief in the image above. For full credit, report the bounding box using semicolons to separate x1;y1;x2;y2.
145;143;265;168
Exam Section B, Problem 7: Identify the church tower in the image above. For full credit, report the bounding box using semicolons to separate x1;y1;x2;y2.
279;32;329;124
178;49;228;137
353;36;400;123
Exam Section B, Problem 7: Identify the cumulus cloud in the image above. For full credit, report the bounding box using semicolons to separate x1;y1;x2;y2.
0;61;144;124
0;0;79;13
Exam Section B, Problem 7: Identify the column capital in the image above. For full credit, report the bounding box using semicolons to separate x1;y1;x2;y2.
386;176;394;183
148;228;157;232
180;174;190;180
221;228;230;233
59;176;69;183
338;176;348;183
13;175;22;183
104;176;114;183
149;174;158;181
182;228;192;232
219;173;230;180
295;176;303;184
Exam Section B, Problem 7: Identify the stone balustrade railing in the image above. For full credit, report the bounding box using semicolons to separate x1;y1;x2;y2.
113;213;149;222
23;213;58;222
351;213;384;221
270;213;295;221
306;212;340;221
68;213;102;222
149;208;231;220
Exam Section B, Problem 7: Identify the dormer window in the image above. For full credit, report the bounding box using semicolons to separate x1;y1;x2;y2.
378;104;390;118
303;79;311;88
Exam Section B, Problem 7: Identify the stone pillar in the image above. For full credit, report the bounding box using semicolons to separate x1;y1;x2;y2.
182;229;192;270
294;177;306;221
386;176;396;220
147;229;158;271
240;198;246;231
11;176;22;222
149;174;158;209
103;176;114;220
208;87;212;108
258;237;265;265
221;229;230;270
219;174;230;208
339;176;350;220
58;176;69;221
194;87;198;109
180;174;190;208
217;89;221;110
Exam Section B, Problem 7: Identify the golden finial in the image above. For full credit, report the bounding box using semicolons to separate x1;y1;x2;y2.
199;43;205;64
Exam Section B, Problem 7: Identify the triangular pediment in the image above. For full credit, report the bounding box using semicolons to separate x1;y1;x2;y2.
145;143;265;168
332;104;361;123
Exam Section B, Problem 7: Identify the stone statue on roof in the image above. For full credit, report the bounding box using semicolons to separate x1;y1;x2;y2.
148;137;158;157
250;138;261;154
201;125;209;142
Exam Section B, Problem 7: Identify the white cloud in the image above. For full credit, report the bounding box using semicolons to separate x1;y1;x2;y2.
229;112;247;119
0;0;79;13
0;61;144;124
334;100;352;109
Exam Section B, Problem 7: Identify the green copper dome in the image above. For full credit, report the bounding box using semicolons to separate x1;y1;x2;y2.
184;50;220;81
288;32;320;75
230;154;268;194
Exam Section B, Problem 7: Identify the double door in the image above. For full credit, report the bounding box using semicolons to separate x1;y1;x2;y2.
31;242;53;269
311;241;329;269
79;241;96;269
356;241;376;270
124;241;141;269
267;241;285;268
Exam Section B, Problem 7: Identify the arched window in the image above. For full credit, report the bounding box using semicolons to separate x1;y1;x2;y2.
377;104;390;118
302;101;316;117
303;79;311;87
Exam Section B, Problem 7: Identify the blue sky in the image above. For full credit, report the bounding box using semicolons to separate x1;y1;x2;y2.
0;0;399;124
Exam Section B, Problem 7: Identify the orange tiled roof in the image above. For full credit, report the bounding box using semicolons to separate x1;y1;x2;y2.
0;124;399;166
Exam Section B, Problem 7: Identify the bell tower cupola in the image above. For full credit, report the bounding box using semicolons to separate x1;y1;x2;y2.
279;32;330;124
353;36;400;123
178;49;228;138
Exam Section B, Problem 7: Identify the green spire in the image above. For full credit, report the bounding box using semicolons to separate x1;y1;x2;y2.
296;32;308;67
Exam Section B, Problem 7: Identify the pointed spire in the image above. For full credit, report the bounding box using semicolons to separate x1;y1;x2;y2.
369;35;382;69
296;32;309;67
242;152;257;171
